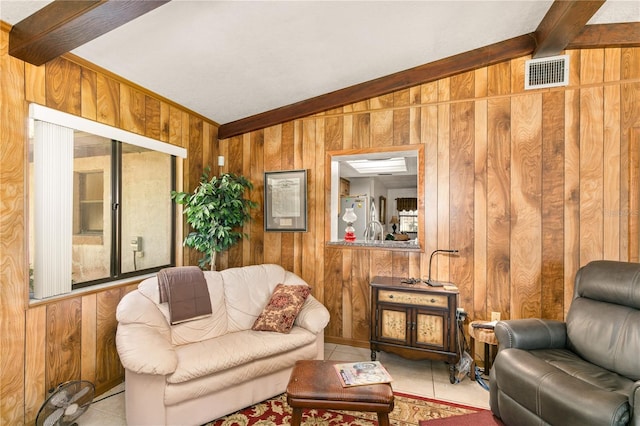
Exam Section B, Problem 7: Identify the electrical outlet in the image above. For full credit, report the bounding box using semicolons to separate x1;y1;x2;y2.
491;311;501;322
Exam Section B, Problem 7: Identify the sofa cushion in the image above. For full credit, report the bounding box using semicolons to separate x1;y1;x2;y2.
168;326;317;384
222;264;289;332
164;336;319;406
252;283;310;333
138;272;228;346
494;348;632;426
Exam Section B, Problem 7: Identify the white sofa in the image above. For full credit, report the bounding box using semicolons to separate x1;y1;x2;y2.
116;264;330;426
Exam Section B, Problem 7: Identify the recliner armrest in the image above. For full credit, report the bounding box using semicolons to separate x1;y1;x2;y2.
495;318;566;351
630;381;640;426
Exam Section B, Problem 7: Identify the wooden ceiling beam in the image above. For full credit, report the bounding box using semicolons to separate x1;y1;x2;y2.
9;0;169;66
533;0;605;58
566;22;640;49
218;34;536;140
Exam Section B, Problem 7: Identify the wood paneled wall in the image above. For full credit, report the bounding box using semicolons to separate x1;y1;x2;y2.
219;47;640;347
0;26;217;424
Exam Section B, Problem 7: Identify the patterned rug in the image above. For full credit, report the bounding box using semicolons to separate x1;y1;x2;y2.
207;392;481;426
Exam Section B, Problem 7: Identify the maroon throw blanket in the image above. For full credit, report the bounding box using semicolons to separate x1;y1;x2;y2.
158;266;212;325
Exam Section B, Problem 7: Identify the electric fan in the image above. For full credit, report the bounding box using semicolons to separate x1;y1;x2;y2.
35;380;95;426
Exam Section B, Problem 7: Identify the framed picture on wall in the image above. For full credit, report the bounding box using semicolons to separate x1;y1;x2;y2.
379;196;386;224
264;169;308;232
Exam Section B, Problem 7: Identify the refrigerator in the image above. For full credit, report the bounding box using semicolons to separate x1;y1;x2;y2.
339;195;369;240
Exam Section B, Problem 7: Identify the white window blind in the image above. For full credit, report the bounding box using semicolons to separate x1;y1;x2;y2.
33;121;74;298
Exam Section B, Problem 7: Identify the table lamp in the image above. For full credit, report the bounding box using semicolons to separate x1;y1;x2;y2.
426;249;459;287
390;216;399;233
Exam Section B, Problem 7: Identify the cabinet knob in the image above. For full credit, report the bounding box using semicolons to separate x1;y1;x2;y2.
389;294;394;299
430;298;436;303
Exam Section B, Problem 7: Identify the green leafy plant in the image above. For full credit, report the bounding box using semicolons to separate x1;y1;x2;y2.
171;169;258;270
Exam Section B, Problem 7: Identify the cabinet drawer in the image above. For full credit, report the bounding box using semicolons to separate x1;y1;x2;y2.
378;290;448;308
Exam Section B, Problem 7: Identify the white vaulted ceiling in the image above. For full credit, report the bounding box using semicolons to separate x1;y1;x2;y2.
1;0;638;125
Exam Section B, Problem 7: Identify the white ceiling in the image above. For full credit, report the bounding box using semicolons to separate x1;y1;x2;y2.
1;1;639;125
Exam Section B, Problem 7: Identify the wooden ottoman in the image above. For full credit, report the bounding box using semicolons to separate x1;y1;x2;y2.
286;360;394;426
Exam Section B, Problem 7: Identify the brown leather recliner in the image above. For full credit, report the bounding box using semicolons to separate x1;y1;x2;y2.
490;260;640;426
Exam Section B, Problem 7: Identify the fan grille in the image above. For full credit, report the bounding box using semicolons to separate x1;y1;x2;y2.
525;55;569;90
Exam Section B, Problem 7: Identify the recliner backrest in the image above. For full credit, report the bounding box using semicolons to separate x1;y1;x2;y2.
566;260;640;380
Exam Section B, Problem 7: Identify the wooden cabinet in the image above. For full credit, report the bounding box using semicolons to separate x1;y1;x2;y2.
370;276;459;382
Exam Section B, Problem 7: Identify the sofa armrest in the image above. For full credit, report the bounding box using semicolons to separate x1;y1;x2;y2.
116;323;178;375
494;319;566;351
294;295;330;334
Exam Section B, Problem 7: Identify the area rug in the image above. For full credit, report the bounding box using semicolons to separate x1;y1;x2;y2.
419;410;505;425
207;392;481;426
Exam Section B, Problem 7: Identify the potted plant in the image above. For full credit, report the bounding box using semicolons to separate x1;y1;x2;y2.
171;168;258;270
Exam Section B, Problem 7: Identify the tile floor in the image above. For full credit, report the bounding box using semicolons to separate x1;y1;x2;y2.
77;343;490;425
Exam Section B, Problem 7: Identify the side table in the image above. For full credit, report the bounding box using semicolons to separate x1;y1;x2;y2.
468;321;498;379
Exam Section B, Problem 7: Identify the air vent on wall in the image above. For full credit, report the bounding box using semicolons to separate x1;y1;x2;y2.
525;54;569;90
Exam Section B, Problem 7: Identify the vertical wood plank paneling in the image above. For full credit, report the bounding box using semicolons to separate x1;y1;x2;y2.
24;305;46;424
352;249;371;342
371;110;393;147
225;135;244;268
324;247;343;337
409;86;422;144
621;82;640;261
421;83;438;275
450;101;475;311
45;57;81;115
581;49;604;85
487;98;511;319
620;48;640;80
628;127;640;262
168;105;182;147
353;114;370;149
263;125;282;265
81;294;97;385
473;100;488;320
25;62;46;104
325;116;343;152
436;103;451;281
250;130;265;266
604;84;621;260
629;128;640;262
370;250;392;278
392;251;409;278
94;289;123;395
160;101;170;142
145;95;161;140
242;133;253;267
580;86;604;265
46;298;82;391
541;91;565;320
280;122;296;272
120;85;145;134
510;94;542;319
80;67;97;120
393;89;410;145
97;74;119;127
341;250;353;339
487;61;511;97
302;120;316;285
564;89;581;314
0;29;27;424
450;71;474;101
314;118;326;301
510;56;528;95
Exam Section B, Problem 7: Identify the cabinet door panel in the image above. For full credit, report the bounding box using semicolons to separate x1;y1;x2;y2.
378;305;408;344
414;309;446;350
